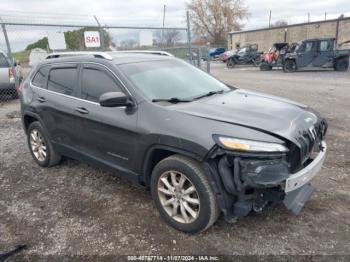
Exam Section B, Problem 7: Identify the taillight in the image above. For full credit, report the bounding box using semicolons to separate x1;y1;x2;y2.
8;68;15;79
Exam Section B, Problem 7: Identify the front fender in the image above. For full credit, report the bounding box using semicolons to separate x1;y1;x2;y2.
141;140;208;186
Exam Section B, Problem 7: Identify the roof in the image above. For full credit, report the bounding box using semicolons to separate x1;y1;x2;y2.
46;51;113;60
299;37;336;41
45;51;175;64
110;53;173;65
229;16;350;35
40;52;174;66
111;50;174;57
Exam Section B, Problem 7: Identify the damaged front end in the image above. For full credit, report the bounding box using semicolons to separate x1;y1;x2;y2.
205;124;327;222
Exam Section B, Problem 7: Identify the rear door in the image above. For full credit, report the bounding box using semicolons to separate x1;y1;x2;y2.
312;39;335;67
32;64;82;150
296;40;317;68
74;64;138;174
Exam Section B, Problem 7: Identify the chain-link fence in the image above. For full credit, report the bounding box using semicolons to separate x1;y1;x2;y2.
0;11;211;102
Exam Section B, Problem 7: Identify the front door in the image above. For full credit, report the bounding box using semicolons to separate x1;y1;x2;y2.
74;64;139;177
296;40;317;68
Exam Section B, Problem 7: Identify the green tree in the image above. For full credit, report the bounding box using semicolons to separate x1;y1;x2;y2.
64;27;110;50
25;27;111;51
25;37;48;51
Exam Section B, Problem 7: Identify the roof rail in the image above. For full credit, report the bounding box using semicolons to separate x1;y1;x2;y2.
45;51;113;60
112;50;174;57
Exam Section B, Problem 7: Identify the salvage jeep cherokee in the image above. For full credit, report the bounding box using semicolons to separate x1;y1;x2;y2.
20;52;327;233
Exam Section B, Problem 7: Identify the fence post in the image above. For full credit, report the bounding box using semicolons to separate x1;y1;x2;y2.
206;43;211;74
186;11;192;64
197;47;201;69
94;15;105;51
1;20;19;87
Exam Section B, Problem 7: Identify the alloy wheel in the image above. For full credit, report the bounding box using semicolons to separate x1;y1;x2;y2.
157;171;200;224
29;129;47;162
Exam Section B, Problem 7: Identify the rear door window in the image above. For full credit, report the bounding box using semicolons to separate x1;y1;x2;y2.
47;67;78;96
32;66;50;88
81;67;122;103
0;53;10;68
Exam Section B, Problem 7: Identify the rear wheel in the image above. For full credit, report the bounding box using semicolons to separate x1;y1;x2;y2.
151;155;219;233
27;121;61;167
253;57;261;67
335;58;349;71
260;62;272;71
227;58;236;68
283;60;297;72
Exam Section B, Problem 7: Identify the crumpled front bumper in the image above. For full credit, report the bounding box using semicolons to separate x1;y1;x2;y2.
214;142;327;219
285;142;327;193
282;142;326;214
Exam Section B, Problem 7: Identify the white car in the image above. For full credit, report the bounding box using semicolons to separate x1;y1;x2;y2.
0;51;17;98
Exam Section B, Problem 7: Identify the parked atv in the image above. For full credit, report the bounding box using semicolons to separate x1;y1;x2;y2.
283;38;350;72
227;44;262;68
260;42;294;71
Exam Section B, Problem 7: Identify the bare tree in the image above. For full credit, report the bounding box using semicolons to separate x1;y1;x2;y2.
163;30;181;47
272;19;288;27
187;0;249;44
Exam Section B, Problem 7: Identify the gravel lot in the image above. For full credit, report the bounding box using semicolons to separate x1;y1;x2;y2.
0;63;349;260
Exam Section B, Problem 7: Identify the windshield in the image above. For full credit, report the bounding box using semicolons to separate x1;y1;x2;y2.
119;59;230;101
294;42;303;52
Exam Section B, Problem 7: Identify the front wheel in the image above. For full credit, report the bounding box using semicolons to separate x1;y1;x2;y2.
151;155;219;233
283;60;297;72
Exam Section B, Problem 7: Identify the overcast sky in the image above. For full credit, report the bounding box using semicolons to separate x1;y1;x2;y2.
1;0;349;28
0;0;349;51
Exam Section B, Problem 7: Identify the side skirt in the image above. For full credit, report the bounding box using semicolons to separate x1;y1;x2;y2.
53;142;141;184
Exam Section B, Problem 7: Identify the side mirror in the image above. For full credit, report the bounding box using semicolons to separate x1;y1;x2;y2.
99;92;133;107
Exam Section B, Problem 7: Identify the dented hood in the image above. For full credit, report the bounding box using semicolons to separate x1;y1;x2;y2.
173;89;319;144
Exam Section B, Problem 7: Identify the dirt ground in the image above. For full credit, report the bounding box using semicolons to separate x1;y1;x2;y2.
0;63;349;260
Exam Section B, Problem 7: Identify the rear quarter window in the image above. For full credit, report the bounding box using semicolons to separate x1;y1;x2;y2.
0;53;10;68
32;66;50;88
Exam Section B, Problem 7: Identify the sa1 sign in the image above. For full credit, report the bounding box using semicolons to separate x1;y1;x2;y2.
84;31;101;48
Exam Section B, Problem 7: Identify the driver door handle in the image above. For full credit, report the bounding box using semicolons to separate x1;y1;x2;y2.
76;107;89;114
37;97;46;103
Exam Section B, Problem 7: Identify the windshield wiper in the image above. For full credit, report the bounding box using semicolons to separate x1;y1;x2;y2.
152;97;192;103
193;89;225;100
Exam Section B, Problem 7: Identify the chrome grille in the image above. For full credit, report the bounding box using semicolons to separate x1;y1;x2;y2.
297;125;320;163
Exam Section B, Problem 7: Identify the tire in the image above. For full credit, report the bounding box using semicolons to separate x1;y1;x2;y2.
334;58;349;71
253;57;261;67
260;62;272;71
283;60;297;72
27;121;61;167
227;58;235;69
151;155;220;233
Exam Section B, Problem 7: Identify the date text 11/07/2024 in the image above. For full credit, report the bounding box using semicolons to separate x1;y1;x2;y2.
127;255;219;261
